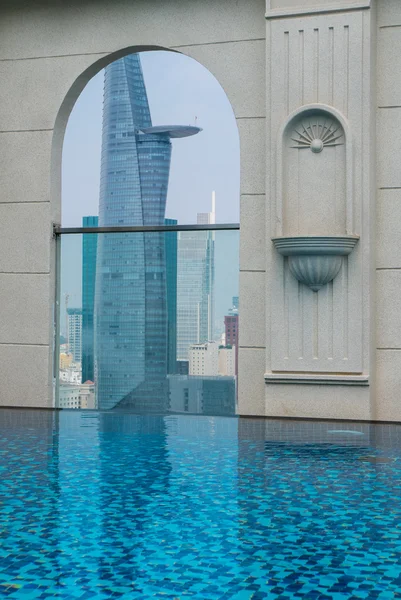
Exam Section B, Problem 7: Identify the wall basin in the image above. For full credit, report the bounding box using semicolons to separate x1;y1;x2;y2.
272;235;359;291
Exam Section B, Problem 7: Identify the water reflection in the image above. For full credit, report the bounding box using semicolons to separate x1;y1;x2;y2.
3;411;401;597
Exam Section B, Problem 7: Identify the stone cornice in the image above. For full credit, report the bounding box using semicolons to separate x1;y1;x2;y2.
266;1;370;20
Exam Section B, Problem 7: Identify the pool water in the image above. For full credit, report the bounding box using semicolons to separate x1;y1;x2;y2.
1;410;401;599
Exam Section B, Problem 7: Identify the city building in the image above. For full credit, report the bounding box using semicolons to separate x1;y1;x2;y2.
202;377;236;415
168;375;203;413
197;191;216;225
176;198;215;363
58;381;96;409
81;216;98;382
67;308;82;363
59;352;73;370
168;374;235;415
225;308;239;376
176;361;189;376
218;346;236;377
58;384;81;409
165;218;178;375
189;341;219;376
79;381;96;409
188;341;235;377
224;314;238;347
94;54;200;410
60;363;82;384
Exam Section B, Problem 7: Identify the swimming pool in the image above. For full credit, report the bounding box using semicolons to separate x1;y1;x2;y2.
0;409;400;599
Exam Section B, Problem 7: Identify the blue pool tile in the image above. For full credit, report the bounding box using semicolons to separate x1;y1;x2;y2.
1;411;401;598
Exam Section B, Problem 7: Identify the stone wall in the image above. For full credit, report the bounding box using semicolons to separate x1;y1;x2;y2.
1;0;400;421
375;0;401;421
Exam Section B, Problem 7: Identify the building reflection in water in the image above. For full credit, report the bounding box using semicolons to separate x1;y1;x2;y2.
53;412;172;591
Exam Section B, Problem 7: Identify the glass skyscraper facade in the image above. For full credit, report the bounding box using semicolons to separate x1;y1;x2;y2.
176;229;215;362
82;216;98;383
95;54;199;410
176;205;215;363
165;218;178;375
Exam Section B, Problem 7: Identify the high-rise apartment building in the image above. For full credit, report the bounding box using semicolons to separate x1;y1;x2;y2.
82;216;98;382
67;308;82;363
94;54;199;410
176;196;215;362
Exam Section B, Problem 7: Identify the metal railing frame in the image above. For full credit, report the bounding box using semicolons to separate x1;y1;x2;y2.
53;223;240;235
53;221;240;408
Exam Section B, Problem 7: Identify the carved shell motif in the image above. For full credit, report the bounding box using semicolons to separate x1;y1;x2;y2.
291;118;344;153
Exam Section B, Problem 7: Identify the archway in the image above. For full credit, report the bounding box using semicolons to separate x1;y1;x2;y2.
53;47;240;414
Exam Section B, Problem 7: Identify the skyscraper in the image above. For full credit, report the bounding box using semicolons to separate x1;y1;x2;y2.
165;218;178;375
82;216;98;382
197;191;216;225
95;54;200;410
67;308;82;363
176;196;215;363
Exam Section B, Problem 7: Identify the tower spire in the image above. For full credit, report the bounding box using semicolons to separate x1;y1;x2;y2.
211;191;216;224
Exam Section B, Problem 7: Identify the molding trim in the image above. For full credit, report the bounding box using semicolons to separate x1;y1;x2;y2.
265;1;370;20
265;373;369;385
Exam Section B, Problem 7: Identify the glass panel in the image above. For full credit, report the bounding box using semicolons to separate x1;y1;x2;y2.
57;230;239;415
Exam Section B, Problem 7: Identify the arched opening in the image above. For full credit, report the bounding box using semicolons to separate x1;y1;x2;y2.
53;48;240;414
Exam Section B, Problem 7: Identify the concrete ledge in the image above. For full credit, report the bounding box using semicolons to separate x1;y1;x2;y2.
265;381;371;420
266;1;370;19
265;373;369;385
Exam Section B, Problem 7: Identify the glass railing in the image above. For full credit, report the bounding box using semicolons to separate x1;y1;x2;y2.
55;226;239;415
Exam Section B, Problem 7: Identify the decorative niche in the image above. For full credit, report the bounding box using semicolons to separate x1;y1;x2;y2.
272;105;359;291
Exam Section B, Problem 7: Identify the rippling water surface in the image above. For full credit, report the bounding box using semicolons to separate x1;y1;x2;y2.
1;410;401;599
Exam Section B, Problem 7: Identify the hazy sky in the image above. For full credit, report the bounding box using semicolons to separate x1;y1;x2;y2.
62;51;240;226
60;51;239;332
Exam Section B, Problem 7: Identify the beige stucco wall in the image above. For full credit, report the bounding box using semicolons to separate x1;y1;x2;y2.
375;0;401;421
1;0;401;422
0;0;265;408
